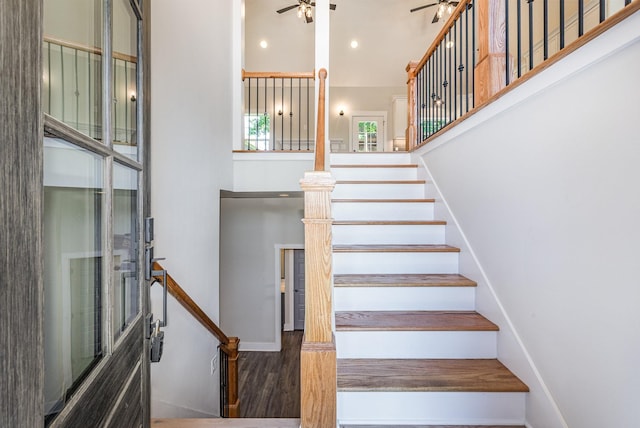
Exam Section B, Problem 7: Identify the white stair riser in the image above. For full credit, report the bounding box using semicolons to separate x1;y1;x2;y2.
336;331;497;359
333;252;459;275
331;153;411;165
332;202;434;221
334;286;474;311
333;224;445;245
331;167;417;181
333;183;425;200
337;391;526;425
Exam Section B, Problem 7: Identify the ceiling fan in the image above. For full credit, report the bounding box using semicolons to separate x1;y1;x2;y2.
410;0;459;23
276;0;337;24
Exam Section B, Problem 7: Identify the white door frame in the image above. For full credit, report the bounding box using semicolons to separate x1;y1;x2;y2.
274;243;304;352
350;111;388;152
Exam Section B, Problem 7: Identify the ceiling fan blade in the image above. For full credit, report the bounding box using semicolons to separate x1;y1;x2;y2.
309;2;337;10
410;2;438;13
450;1;460;5
305;14;313;23
432;11;440;23
276;4;298;14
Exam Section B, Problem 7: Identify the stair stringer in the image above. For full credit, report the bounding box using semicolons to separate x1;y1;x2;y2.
411;152;568;428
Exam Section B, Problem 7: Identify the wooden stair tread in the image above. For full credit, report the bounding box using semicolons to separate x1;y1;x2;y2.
337;359;529;392
331;164;418;168
334;273;477;287
336;180;426;184
332;198;435;203
333;220;446;226
334;244;460;253
335;311;499;331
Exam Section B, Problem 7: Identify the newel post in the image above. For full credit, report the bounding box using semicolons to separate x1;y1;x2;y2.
224;337;240;417
405;61;418;151
474;0;513;104
300;171;337;428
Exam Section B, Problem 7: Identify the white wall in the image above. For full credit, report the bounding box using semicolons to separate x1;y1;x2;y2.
150;0;233;418
219;197;304;351
414;12;640;428
330;86;405;151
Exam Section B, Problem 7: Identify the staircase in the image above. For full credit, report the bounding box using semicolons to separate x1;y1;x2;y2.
331;152;529;427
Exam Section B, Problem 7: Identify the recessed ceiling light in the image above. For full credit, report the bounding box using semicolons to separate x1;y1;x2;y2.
260;40;268;49
350;40;358;49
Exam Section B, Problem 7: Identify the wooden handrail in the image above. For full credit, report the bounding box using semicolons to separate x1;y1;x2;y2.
242;69;315;80
314;68;327;171
44;36;138;63
153;262;229;344
152;262;240;417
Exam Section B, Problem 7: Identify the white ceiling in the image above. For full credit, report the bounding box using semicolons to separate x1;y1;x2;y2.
245;0;448;88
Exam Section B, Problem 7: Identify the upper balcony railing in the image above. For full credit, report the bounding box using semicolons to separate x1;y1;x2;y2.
406;0;639;150
241;70;316;151
43;37;138;150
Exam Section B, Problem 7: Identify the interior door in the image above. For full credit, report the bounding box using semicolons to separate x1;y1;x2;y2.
352;116;386;152
293;249;305;330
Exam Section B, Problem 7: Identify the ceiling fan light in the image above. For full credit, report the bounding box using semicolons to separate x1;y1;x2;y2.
447;4;454;14
297;5;303;18
437;4;445;18
305;6;312;18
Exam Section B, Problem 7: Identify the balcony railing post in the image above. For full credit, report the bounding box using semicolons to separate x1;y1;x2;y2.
299;171;336;428
405;61;418;151
474;0;512;104
224;337;240;417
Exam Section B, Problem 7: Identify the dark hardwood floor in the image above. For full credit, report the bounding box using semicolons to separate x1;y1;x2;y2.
238;331;302;418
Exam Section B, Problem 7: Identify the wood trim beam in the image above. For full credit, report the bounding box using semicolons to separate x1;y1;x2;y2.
44;36;138;63
242;69;315;80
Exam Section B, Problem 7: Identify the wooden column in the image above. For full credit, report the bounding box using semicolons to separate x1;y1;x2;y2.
474;0;513;104
300;171;336;428
224;337;240;417
405;61;418;151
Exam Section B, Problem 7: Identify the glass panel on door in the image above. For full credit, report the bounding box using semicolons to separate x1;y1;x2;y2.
352;116;385;152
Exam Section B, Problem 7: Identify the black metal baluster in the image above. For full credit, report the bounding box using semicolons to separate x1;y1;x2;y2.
75;50;80;130
578;0;584;37
298;78;301;150
281;78;284;150
453;19;458;122
246;78;250;149
543;0;549;60
448;32;452;124
306;78;310;150
560;0;565;49
505;0;510;86
60;45;65;122
458;15;462;117
599;0;605;23
289;78;293;150
528;0;534;71
518;0;522;77
264;77;267;150
273;78;276;150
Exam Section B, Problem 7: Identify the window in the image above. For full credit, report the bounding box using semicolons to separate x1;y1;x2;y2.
244;113;271;150
44;138;104;421
113;163;140;339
